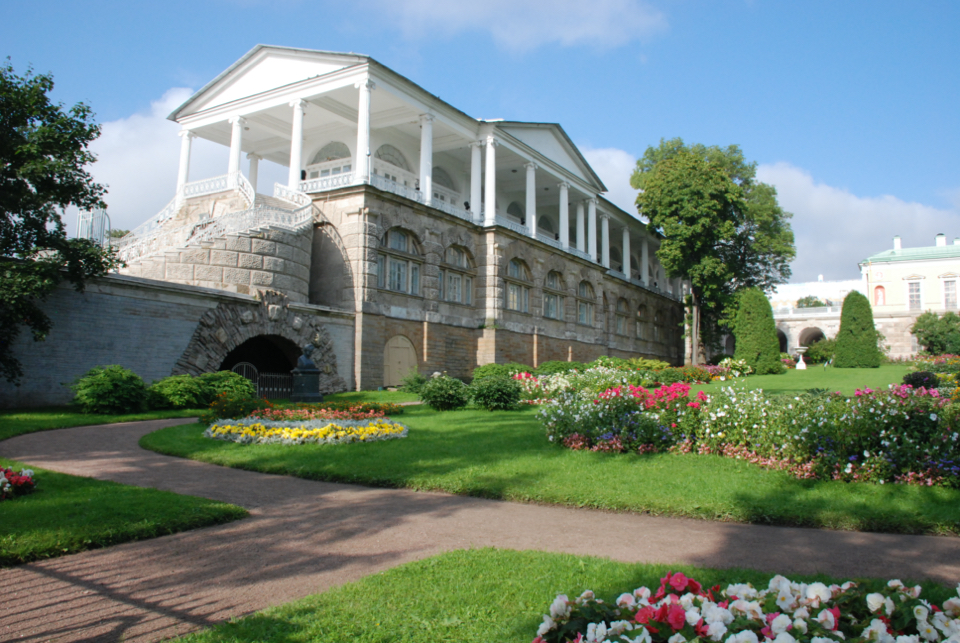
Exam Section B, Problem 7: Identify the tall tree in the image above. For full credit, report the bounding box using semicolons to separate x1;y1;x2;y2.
633;138;795;361
833;291;882;368
0;61;121;383
732;287;785;375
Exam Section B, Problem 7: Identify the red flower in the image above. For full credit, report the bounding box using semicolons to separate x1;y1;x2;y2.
666;604;687;631
635;606;656;624
669;572;689;592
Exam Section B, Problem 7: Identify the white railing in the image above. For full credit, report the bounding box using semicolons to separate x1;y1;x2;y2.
370;172;424;203
537;232;564;250
494;215;530;236
607;268;627;280
118;202;313;264
300;172;356;193
433;199;481;224
431;183;461;207
274;183;311;207
305;158;352;180
774;306;842;317
372;159;418;189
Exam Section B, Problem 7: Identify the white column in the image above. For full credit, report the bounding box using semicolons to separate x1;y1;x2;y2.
641;235;650;285
247;153;260;193
470;141;482;216
176;130;194;193
355;79;375;182
228;116;245;176
622;226;631;277
559;182;570;248
419;113;434;206
525;162;537;238
600;214;610;268
288;99;306;189
576;201;585;252
484;135;497;226
587;198;598;262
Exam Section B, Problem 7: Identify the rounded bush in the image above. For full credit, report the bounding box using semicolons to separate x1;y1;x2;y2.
733;288;785;375
834;290;882;368
653;368;684;385
196;371;256;403
903;371;939;389
471;362;532;381
71;365;147;414
804;338;835;364
147;375;206;409
399;368;429;394
418;375;470;411
470;375;521;411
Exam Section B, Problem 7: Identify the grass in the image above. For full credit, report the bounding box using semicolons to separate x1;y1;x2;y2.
0;457;247;566
323;389;421;404
172;548;954;643
0;406;205;442
141;401;960;535
691;363;912;397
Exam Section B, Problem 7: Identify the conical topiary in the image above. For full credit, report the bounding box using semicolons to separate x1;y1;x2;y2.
834;290;882;368
733;288;785;375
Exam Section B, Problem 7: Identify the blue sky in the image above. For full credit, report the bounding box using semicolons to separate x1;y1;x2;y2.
5;0;958;282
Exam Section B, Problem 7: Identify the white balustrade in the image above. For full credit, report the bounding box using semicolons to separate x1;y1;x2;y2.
274;182;311;206
370;171;423;203
536;232;563;250
304;158;352;180
300;172;356;193
494;215;529;236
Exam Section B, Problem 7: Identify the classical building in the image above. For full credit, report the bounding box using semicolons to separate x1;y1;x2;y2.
116;45;686;390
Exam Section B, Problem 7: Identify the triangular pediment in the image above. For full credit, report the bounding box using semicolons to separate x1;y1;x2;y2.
170;45;367;121
496;122;606;191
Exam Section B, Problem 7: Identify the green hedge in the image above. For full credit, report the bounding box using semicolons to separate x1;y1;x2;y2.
834;291;882;368
732;288;784;375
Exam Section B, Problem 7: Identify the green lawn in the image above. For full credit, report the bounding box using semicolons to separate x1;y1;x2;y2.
0;457;246;566
692;363;911;397
142;401;960;535
172;548;952;643
323;389;420;404
0;407;205;442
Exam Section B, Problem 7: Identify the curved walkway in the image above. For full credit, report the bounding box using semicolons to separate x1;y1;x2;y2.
2;419;959;643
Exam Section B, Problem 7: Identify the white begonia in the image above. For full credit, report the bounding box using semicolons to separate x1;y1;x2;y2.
793;619;809;634
579;590;596;604
771;614;793;634
685;608;702;627
777;591;800;611
622;629;653;643
608;620;634;636
772;633;798;643
618;593;637;609
944;597;960;617
807;583;832;605
635;587;652;601
914;605;930;622
932;612;951;635
726;584;758;600
586;621;608;642
885;597;896;616
816;609;837;631
538;616;556;636
703;605;734;625
867;593;886;612
550;595;571;619
908;586;923;599
668;633;687;643
680;594;696;610
918;621;939;642
863;618;894;643
888;580;905;590
795;607;811;620
811;638;837;643
769;576;793;594
707;621;728;641
895;636;920;643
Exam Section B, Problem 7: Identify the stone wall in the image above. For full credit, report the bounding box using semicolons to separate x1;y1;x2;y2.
0;274;354;408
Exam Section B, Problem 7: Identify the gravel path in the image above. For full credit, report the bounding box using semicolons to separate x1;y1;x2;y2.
2;419;959;643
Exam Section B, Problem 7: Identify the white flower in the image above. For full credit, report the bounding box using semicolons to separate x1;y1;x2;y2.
793;619;809;634
777;591;799;611
538;616;556;636
609;620;634;636
586;622;608;642
794;607;811;620
726;584;758;600
622;628;653;643
578;590;596;604
550;595;571;619
943;597;960;617
730;599;764;621
888;580;905;590
811;638;837;643
863;618;894;643
914;605;930;622
707;621;728;641
773;633;798;643
806;583;832;606
634;586;652;601
867;593;886;612
20;469;33;478
727;631;759;643
817;609;836;631
686;608;702;627
703;605;734;625
771;614;793;635
618;593;637;609
668;633;687;643
918;621;939;641
895;636;920;643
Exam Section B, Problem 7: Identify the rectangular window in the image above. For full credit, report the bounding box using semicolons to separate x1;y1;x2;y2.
578;301;593;325
507;283;520;310
389;258;407;292
377;254;386;289
946;280;957;309
908;282;921;311
522;287;529;313
465;277;473;305
388;231;407;252
448;273;462;303
544;293;558;319
438;269;445;300
410;264;420;295
636;322;643;339
616;316;626;335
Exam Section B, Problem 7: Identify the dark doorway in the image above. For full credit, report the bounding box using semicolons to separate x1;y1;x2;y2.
777;329;788;353
219;335;300;373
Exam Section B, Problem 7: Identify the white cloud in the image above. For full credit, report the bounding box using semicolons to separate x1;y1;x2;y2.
758;162;960;283
70;88;285;235
373;0;666;51
582;147;641;216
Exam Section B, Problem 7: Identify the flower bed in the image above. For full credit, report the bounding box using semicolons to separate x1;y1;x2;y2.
205;418;408;445
248;406;389;422
1;466;35;500
533;571;960;643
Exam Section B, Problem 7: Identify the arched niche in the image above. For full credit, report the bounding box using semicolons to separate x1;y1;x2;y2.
384;335;417;387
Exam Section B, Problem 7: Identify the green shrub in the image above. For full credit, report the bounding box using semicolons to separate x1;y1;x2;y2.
627;357;670;371
911;311;960;355
471;362;532;381
418;375;470;411
399;368;428;394
652;368;684;385
199;393;271;425
903;371;939;389
676;365;712;383
834;291;882;368
804;338;836;364
590;355;630;370
470;375;521;411
196;371;256;403
732;288;785;375
147;375;207;409
71;365;147;414
533;360;585;376
708;353;734;366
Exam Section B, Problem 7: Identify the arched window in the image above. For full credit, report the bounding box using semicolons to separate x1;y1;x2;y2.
377;228;422;295
543;270;565;320
375;144;411;172
636;304;648;339
306;141;352;179
874;285;885;306
505;259;531;313
432;167;456;191
538;217;555;235
577;281;595;325
506;202;525;224
439;245;475;305
615;298;629;335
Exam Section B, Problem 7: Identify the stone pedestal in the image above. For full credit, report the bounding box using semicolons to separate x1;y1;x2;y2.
290;368;324;403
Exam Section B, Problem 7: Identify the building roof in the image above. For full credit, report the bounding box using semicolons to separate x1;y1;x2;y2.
861;244;960;265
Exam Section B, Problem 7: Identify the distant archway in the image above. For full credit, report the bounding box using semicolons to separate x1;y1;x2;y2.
219;334;299;373
799;327;825;347
776;329;788;353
